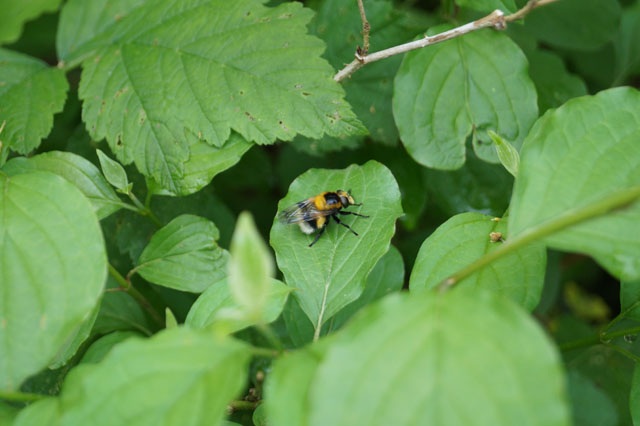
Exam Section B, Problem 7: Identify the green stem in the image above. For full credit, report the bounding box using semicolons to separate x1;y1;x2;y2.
559;325;640;352
255;324;284;354
439;185;640;290
250;346;280;359
128;191;162;228
601;301;640;334
108;263;163;326
0;390;45;402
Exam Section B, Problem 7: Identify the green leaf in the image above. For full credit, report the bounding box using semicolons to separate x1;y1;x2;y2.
613;3;640;84
1;151;124;220
455;0;517;14
73;0;365;191
508;87;640;281
310;0;428;145
330;245;405;330
410;213;545;310
0;49;68;155
186;278;292;333
253;403;267;426
393;26;537;169
275;288;570;426
523;0;621;52
0;0;61;44
147;132;253;196
567;369;618;426
48;301;101;369
96;149;129;192
265;342;328;426
92;276;154;336
424;149;513;217
0;171;106;390
525;49;587;113
135;214;229;293
632;365;640;425
270;161;403;328
229;212;275;319
0;401;19;425
488;130;519;177
59;327;250;426
281;297;316;348
620;279;640;322
165;307;178;328
13;398;60;426
80;331;142;364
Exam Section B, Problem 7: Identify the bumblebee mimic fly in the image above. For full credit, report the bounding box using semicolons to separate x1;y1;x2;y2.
278;190;370;247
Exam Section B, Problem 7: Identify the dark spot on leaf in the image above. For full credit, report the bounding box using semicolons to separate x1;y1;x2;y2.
116;136;123;147
245;11;251;17
279;120;289;131
239;90;245;95
302;92;311;96
245;112;256;121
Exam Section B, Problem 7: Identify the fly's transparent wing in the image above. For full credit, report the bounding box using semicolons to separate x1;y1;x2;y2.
278;198;332;225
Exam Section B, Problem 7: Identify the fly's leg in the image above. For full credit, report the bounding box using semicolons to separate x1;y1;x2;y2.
338;210;370;218
332;214;359;236
309;224;327;247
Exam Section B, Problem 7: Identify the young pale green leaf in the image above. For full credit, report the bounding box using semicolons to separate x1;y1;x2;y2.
455;0;517;14
620;280;640;322
96;149;129;193
74;0;365;192
135;214;229;293
275;288;570;426
523;0;620;52
146;132;252;196
270;161;403;328
0;0;61;44
1;151;124;219
59;327;250;426
0;171;106;390
229;212;275;320
80;331;142;364
0;49;68;155
310;0;429;145
185;278;292;333
410;213;545;310
165;307;178;328
567;370;618;426
12;398;61;426
508;87;640;281
632;366;640;425
393;26;537;169
330;245;405;330
488;130;519;177
424;150;513;217
526;49;587;113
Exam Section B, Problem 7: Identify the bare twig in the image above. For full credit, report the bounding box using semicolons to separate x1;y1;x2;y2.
334;0;560;82
356;0;370;57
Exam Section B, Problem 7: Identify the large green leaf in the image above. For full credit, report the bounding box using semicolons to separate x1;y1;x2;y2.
12;398;61;426
567;369;618;426
185;277;292;333
508;87;640;281
410;213;545;310
523;0;620;52
0;171;106;390
0;0;61;44
0;49;68;156
2;151;124;220
613;2;640;85
309;0;427;146
146;133;252;196
455;0;517;14
135;214;229;293
620;279;640;322
526;49;587;113
270;161;402;328
393;26;537;169
59;327;250;426
270;288;570;426
69;0;365;191
632;365;640;425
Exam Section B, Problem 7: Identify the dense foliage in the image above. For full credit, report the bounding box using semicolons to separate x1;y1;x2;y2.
1;0;639;425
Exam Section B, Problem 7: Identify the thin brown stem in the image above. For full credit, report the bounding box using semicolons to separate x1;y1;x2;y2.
334;0;560;82
356;0;370;56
